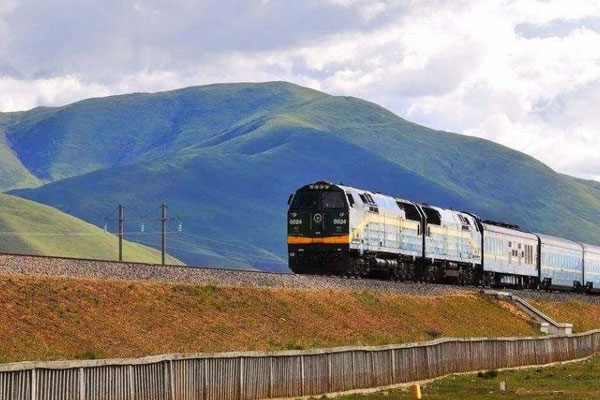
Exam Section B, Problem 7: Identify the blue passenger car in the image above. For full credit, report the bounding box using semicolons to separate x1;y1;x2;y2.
583;244;600;293
538;234;584;290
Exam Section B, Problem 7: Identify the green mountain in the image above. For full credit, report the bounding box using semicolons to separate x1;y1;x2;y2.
0;193;182;264
2;82;599;271
0;124;41;191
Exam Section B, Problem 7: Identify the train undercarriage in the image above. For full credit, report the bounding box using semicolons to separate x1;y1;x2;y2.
289;245;546;290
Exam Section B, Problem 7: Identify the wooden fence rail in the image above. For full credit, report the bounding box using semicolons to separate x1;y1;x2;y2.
1;331;599;400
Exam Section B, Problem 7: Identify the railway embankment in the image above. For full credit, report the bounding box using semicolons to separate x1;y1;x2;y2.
0;272;539;364
2;253;600;365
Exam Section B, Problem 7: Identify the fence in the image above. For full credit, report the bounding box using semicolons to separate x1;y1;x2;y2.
1;331;599;400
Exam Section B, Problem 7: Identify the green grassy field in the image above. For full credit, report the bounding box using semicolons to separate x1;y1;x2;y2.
0;193;181;264
340;356;600;400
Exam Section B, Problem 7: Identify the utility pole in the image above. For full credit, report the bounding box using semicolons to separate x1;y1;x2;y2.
161;202;167;265
104;204;126;262
118;204;124;262
140;202;183;265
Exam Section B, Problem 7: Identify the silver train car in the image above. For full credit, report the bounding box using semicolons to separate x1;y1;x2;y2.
584;244;600;293
287;181;600;292
481;221;539;288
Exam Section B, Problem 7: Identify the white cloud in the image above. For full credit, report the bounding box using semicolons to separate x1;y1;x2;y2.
0;76;111;111
0;0;599;180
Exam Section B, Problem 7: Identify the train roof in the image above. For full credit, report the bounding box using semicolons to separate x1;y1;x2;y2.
333;182;478;225
583;243;600;255
300;182;597;250
537;233;583;251
481;221;538;240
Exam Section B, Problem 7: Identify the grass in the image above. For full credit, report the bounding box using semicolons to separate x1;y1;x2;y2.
0;193;181;264
0;133;41;191
337;356;600;399
529;299;600;333
0;274;540;363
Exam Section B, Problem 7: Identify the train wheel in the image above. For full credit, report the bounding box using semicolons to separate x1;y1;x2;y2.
391;262;406;281
424;265;439;283
457;267;473;286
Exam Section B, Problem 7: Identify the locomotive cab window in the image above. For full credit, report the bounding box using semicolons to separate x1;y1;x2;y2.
346;193;355;207
291;191;319;209
321;191;346;209
397;201;421;222
422;207;441;225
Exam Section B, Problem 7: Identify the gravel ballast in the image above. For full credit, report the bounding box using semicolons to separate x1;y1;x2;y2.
0;253;470;295
4;252;600;301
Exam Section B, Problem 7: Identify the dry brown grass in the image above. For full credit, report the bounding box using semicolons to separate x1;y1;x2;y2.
531;300;600;333
0;274;539;363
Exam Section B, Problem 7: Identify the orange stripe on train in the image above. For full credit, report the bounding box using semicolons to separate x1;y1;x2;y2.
287;235;350;244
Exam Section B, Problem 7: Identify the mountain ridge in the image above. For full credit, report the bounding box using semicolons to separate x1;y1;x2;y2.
2;81;599;271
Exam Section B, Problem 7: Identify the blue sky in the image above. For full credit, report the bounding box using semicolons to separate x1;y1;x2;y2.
1;0;599;180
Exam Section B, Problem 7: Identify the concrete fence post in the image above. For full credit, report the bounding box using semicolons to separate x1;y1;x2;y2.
128;365;135;400
269;357;274;399
327;353;332;392
163;361;170;400
203;359;208;400
351;351;356;390
239;357;244;400
78;367;85;400
370;351;375;387
300;355;305;396
391;349;396;383
169;360;175;400
30;368;36;400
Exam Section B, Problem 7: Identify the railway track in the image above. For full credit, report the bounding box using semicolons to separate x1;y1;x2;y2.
0;252;469;295
2;252;600;302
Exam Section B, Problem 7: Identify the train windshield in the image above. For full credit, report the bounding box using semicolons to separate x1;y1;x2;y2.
321;191;345;209
291;191;319;209
291;189;346;210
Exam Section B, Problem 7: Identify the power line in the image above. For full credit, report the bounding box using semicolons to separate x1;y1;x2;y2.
0;223;287;266
168;236;284;262
167;237;285;263
182;232;281;254
134;239;287;266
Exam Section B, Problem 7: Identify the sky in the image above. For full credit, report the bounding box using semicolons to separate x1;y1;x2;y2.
1;0;599;180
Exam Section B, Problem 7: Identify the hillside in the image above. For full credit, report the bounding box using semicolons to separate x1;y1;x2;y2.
531;298;600;333
2;82;600;270
0;132;41;190
0;193;181;264
0;274;538;363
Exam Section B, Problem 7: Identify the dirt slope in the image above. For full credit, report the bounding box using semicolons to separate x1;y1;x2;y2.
0;274;539;363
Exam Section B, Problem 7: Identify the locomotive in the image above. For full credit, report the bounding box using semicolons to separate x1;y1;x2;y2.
287;181;600;292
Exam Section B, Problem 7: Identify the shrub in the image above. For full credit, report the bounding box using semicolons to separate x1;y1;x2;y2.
477;370;498;379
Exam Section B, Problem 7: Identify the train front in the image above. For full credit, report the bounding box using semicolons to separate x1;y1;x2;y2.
287;182;350;274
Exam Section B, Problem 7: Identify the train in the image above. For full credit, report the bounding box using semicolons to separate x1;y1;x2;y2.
287;181;600;292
